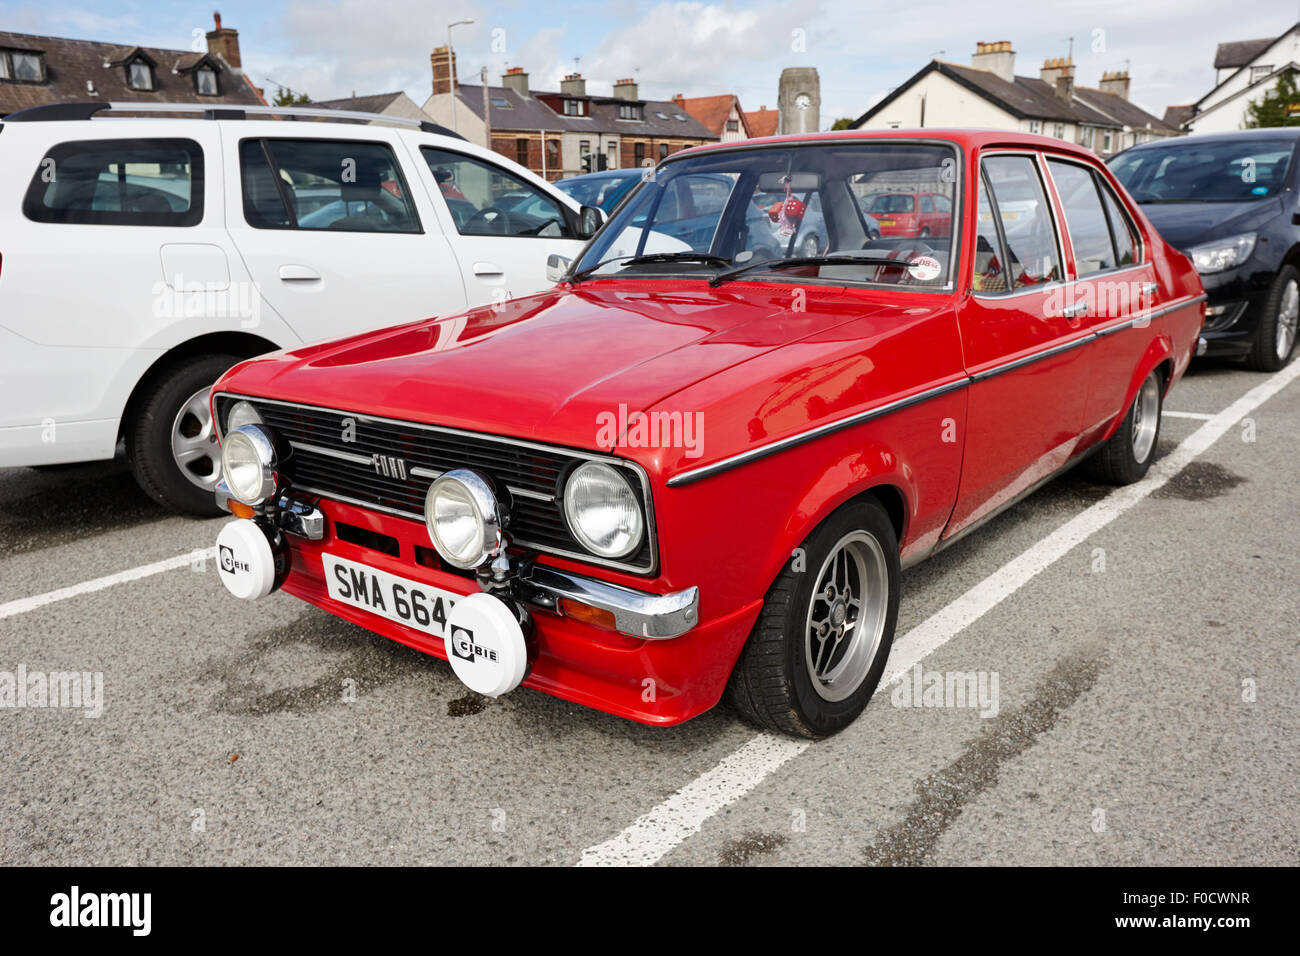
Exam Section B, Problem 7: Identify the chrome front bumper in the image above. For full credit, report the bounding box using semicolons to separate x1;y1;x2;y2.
216;481;699;641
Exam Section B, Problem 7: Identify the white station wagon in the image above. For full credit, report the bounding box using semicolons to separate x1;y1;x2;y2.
0;101;601;514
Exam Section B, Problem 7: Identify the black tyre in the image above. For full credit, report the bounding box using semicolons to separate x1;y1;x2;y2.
126;354;239;516
727;498;900;739
1082;367;1162;485
1244;265;1299;373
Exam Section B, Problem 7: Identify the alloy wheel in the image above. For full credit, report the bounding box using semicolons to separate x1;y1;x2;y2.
170;387;221;490
803;531;890;702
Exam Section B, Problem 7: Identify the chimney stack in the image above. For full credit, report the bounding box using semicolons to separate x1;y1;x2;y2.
1041;56;1076;102
971;41;1015;82
501;66;530;97
560;72;586;96
205;11;241;68
1099;70;1130;101
613;78;639;100
431;45;457;95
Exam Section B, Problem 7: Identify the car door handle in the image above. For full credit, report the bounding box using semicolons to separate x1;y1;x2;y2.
1141;282;1158;296
279;265;321;281
1062;300;1090;319
472;262;505;277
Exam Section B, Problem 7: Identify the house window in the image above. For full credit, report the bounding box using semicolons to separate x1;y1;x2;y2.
3;49;45;82
1102;130;1113;153
1028;120;1041;134
564;99;582;116
1053;123;1065;139
618;103;641;121
726;119;739;132
194;65;218;95
515;138;529;167
1080;127;1094;148
1250;65;1272;83
547;139;559;167
128;60;153;91
490;96;510;108
659;143;669;159
634;141;645;166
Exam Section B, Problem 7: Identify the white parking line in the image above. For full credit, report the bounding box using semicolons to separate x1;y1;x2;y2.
1163;410;1214;420
0;548;216;621
577;361;1300;867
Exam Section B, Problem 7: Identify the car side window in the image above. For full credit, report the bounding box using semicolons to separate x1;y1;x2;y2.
239;138;421;233
920;195;934;213
1047;159;1118;275
973;175;1008;293
23;138;203;226
421;147;574;239
982;155;1062;288
1098;181;1139;266
934;195;952;213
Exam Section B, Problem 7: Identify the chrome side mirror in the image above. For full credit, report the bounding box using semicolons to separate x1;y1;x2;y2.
546;253;571;283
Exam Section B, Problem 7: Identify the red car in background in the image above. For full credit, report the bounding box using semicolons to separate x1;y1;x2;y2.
866;190;953;237
210;129;1204;739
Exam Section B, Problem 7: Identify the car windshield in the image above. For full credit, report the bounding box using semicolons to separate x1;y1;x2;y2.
1109;139;1296;203
573;141;960;288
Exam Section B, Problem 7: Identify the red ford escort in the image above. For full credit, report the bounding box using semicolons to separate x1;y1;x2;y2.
210;130;1205;738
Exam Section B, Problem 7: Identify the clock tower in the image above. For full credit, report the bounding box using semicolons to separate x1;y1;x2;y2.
777;67;820;135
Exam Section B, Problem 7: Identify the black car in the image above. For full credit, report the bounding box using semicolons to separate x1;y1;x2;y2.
1109;128;1300;371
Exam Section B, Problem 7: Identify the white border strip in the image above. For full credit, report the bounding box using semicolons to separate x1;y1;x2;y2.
0;548;216;621
577;361;1300;866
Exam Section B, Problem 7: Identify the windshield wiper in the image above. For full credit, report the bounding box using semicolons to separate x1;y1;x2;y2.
709;254;917;287
569;252;731;283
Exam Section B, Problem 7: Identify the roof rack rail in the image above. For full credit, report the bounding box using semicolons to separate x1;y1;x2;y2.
1;101;466;140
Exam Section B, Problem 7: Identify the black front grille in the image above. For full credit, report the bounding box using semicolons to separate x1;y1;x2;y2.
217;394;655;573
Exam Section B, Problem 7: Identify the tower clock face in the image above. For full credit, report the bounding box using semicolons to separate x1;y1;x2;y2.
795;93;811;111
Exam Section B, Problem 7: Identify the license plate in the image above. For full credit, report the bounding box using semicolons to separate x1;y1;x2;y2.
322;553;462;637
879;219;895;226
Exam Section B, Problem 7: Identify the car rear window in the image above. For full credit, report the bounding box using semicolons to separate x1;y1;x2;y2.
23;138;203;226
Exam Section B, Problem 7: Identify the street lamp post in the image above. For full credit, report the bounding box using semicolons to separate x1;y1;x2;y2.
447;18;474;133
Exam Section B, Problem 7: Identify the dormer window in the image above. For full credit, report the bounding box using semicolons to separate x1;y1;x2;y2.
617;103;641;121
1;48;46;82
195;65;218;95
564;99;582;116
127;58;154;91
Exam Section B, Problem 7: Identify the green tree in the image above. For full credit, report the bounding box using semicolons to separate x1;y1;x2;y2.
273;86;311;106
830;117;855;130
1243;70;1300;128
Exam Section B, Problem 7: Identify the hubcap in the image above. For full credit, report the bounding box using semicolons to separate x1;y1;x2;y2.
803;531;890;702
1275;279;1298;361
170;387;221;490
1131;373;1160;465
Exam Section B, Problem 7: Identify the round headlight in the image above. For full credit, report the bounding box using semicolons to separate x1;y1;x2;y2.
220;424;279;505
225;400;263;433
563;462;644;559
425;469;503;570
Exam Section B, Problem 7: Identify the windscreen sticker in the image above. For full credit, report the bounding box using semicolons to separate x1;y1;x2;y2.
908;255;941;281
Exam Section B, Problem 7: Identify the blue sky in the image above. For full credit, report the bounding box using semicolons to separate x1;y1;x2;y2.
1;0;1291;126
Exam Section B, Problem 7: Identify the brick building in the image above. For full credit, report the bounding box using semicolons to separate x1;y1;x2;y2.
0;13;264;118
422;47;718;179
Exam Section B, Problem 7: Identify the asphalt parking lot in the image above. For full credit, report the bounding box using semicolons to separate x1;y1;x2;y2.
1;358;1297;866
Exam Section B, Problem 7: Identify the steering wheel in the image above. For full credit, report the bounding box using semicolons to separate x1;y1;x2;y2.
465;205;512;235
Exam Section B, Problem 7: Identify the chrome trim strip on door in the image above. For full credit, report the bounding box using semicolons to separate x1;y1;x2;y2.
968;333;1095;382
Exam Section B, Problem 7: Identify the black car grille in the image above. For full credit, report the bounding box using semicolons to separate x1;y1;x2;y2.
216;395;656;573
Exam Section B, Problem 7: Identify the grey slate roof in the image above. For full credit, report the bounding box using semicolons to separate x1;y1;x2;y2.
313;92;407;114
0;29;264;116
1074;86;1178;132
1214;37;1275;69
451;83;717;139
